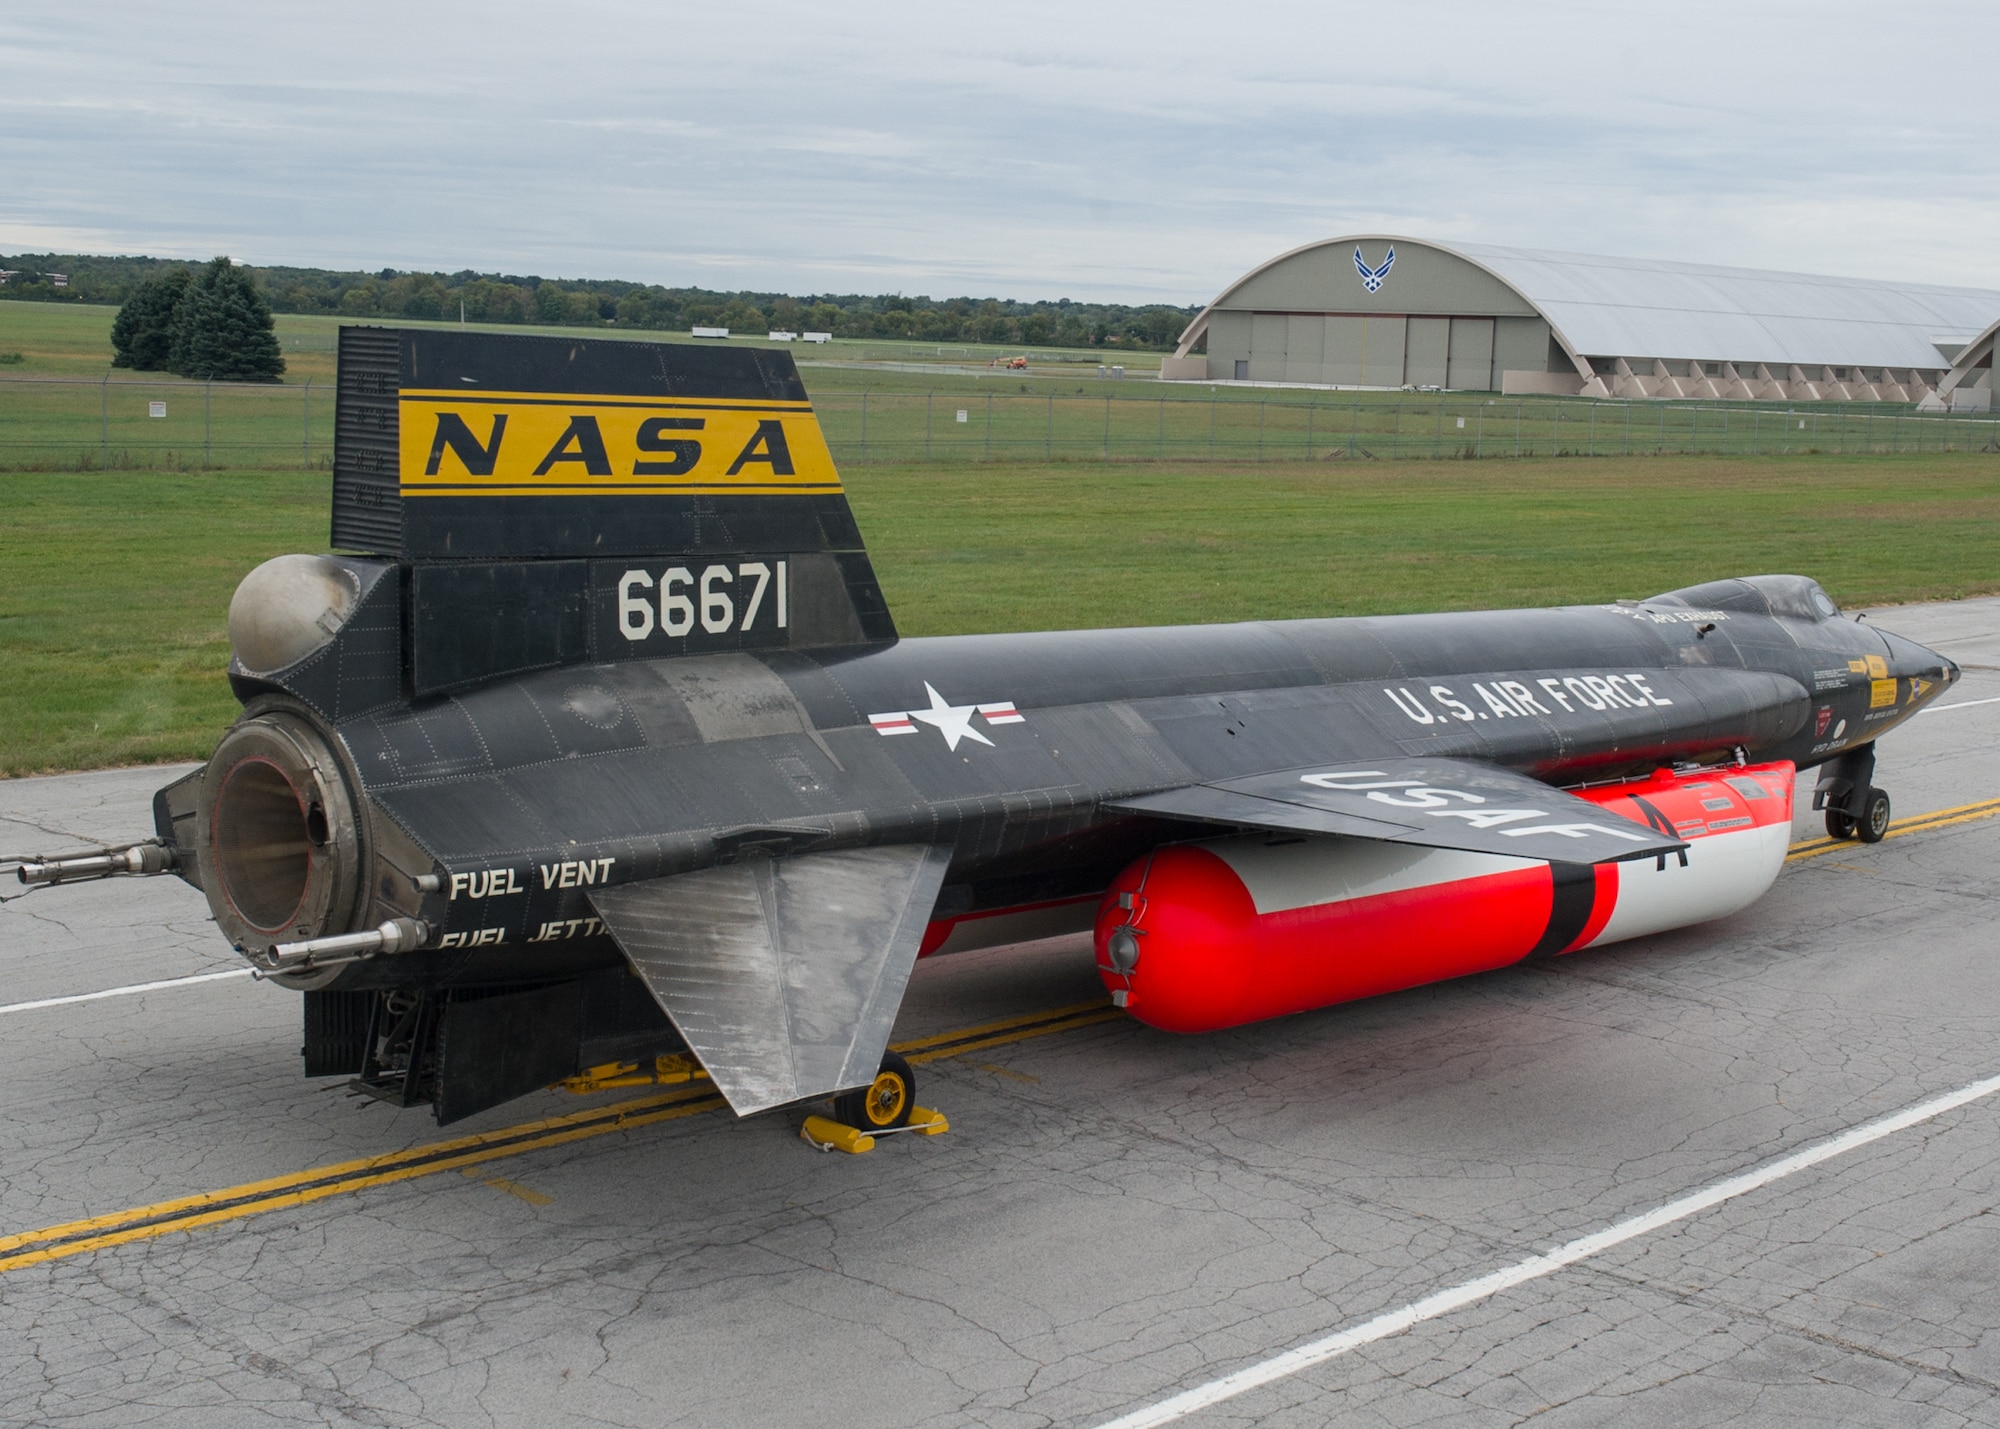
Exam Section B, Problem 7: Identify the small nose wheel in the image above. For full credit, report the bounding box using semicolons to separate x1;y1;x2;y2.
1857;787;1891;844
834;1051;915;1133
1828;787;1891;842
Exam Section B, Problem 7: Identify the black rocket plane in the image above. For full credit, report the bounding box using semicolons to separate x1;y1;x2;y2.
11;329;1960;1138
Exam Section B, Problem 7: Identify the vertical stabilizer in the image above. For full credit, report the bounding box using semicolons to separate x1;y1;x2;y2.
329;327;893;696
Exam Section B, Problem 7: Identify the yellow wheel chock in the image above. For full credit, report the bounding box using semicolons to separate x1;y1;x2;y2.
800;1106;949;1154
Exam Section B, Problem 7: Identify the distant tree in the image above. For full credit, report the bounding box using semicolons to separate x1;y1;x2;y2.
719;299;767;332
169;257;286;382
110;267;193;370
487;285;527;323
382;271;447;320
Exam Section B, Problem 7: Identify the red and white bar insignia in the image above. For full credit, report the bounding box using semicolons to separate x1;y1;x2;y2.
870;689;1027;746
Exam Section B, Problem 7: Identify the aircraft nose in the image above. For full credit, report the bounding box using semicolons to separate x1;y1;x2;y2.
1879;629;1958;692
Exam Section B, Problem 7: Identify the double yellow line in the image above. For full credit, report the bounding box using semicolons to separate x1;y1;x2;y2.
9;797;2000;1277
0;1001;1118;1275
1786;795;2000;863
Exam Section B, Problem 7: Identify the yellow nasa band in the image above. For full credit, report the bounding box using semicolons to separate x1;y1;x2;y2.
397;389;843;498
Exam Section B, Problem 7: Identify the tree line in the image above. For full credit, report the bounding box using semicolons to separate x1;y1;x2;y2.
1;252;1197;351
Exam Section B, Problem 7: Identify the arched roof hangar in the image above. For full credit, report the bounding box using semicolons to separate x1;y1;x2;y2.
1167;235;2000;403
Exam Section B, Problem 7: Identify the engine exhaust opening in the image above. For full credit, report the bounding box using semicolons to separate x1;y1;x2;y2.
196;705;366;964
213;758;313;932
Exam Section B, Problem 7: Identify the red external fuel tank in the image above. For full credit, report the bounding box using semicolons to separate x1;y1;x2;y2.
1094;762;1795;1033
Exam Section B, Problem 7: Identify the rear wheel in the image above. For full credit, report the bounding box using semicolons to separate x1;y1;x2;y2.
1825;807;1858;840
834;1051;914;1133
1857;787;1891;844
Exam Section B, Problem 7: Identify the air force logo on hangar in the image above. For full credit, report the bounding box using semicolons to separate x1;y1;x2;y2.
1354;245;1395;294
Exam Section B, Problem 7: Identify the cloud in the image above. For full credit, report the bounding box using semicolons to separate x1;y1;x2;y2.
3;1;1997;301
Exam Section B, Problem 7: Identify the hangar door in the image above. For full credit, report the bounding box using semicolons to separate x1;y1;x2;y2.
1406;318;1450;387
1229;312;1500;389
1446;318;1493;391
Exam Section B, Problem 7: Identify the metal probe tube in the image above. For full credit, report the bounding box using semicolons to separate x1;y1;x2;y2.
14;843;177;884
257;917;431;974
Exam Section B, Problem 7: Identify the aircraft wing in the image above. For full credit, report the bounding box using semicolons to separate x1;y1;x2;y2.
590;843;951;1116
1104;757;1684;864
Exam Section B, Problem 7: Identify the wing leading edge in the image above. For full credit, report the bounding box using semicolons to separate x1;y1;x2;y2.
1104;757;1686;864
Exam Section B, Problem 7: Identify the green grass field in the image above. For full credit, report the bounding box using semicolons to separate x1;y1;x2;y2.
2;454;1996;775
9;302;1999;471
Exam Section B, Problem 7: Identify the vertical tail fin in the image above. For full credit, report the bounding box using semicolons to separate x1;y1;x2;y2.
330;327;893;696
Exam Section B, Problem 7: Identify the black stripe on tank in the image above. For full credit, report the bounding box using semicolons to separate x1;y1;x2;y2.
1526;860;1598;960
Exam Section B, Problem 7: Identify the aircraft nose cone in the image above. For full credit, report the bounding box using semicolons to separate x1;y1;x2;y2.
1879;630;1957;694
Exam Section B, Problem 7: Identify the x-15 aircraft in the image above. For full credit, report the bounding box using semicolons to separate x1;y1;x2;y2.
11;329;1959;1138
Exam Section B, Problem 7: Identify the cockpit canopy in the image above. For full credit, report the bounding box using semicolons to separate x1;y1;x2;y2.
1650;575;1842;622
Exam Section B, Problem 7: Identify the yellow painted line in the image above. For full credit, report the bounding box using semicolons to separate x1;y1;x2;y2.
1786;795;2000;863
400;484;842;498
893;999;1115;1057
904;1009;1124;1065
17;795;2000;1273
396;390;815;412
0;998;1122;1275
463;1170;555;1207
0;1084;723;1273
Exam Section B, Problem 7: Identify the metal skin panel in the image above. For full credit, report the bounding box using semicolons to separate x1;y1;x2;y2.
589;844;950;1114
1104;758;1686;864
337;606;1935;967
434;981;585;1126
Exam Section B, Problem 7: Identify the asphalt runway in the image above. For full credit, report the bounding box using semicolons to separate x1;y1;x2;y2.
4;597;1999;1429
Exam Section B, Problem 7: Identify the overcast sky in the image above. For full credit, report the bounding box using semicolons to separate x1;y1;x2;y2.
4;2;1995;304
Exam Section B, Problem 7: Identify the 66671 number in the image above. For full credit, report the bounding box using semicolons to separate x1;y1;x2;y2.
617;560;788;641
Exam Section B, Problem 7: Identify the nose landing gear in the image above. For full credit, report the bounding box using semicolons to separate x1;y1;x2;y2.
1815;744;1892;844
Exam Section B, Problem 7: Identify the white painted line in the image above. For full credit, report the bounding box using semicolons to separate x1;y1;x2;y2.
1922;696;2000;714
0;967;255;1016
1097;1069;2000;1429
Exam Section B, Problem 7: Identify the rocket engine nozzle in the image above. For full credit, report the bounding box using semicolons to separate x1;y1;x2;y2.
196;706;369;967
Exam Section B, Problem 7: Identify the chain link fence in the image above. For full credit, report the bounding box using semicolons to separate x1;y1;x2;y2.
3;375;1996;471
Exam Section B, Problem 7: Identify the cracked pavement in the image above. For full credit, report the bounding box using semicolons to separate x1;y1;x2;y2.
2;598;1998;1428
